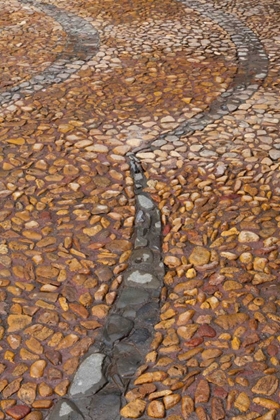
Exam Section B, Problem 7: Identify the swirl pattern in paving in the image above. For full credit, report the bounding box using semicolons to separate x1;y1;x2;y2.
0;0;279;419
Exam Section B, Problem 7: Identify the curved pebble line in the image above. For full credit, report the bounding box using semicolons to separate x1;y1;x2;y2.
0;0;99;107
138;0;269;150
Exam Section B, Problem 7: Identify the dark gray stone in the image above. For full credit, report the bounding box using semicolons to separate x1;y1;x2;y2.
116;287;149;309
89;384;121;420
104;314;134;342
128;328;151;344
136;302;159;323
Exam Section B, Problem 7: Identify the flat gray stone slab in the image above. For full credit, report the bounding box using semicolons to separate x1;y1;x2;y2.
116;287;149;309
69;353;106;397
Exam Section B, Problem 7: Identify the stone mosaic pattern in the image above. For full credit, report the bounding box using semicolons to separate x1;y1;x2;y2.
0;0;279;418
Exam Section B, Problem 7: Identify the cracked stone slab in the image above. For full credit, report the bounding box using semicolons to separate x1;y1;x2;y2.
69;353;106;397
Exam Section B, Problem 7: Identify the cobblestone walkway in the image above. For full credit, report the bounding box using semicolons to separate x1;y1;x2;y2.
0;0;280;419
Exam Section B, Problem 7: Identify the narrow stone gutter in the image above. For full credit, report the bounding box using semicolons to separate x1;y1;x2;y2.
48;154;165;420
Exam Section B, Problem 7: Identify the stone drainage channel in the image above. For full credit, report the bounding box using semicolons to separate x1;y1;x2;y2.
48;154;165;420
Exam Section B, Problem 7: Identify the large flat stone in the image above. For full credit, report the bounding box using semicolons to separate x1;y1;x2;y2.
69;353;106;397
116;288;150;309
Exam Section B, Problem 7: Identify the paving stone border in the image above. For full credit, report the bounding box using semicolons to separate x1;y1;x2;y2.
0;0;99;107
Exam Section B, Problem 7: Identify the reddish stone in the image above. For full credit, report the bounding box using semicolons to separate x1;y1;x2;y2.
6;405;31;419
40;212;51;220
197;324;216;338
242;332;260;347
202;284;218;294
267;344;278;356
211;397;225;420
163;225;171;235
213;387;228;399
184;337;204;347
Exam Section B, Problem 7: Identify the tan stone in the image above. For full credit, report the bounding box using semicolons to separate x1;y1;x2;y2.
214;313;249;330
18;382;37;405
234;392;250;412
177;310;195;325
196;406;208;420
83;225;103;236
238;231;260;243
54;380;70;396
252;375;278;396
195;379;210;403
56;334;79;350
37;237;56;248
2;378;22;398
63;357;79;376
239;252;253;263
189;247;210;266
223;281;242;291
80;320;101;330
255;410;277;420
164;256;181;268
7;138;25;145
163;394;181;409
22;231;42;240
0;399;16;410
30;360;47;378
25;412;43;420
147;400;165;418
120;399;146;418
0;379;8;393
25;337;43;355
38;382;53;397
135;371;168;385
36;266;59;279
70;337;93;357
211;397;225;420
253;397;280;410
32;400;53;409
206;369;228;387
19;348;39;361
181;396;194;419
201;349;222;360
25;324;53;341
177;324;198;340
7;315;32;332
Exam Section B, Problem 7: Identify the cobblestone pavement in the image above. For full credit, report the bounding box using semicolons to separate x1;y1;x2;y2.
0;0;280;418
